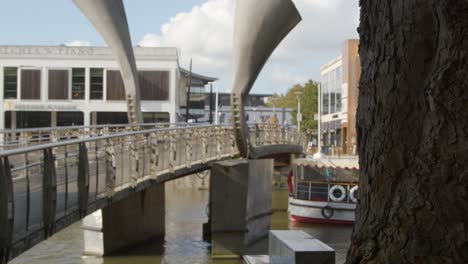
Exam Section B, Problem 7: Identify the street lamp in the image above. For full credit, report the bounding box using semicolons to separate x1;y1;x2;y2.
269;97;278;114
294;91;303;132
313;82;324;159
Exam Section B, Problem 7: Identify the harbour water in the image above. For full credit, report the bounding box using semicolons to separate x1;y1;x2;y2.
11;176;352;264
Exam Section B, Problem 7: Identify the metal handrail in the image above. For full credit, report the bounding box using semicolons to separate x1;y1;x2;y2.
0;124;229;158
0;122;196;134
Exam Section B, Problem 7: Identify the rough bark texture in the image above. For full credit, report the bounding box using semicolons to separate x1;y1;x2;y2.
347;1;468;263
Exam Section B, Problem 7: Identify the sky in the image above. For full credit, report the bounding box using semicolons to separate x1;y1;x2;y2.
0;0;359;95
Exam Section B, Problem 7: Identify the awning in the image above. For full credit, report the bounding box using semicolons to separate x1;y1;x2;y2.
293;157;359;171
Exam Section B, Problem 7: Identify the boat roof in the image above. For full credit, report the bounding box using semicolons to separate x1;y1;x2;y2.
293;157;359;171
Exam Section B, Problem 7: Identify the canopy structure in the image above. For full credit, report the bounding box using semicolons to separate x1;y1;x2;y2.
293;157;359;183
294;157;359;171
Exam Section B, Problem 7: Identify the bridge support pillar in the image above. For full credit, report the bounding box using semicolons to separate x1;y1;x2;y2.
209;159;273;257
82;183;165;256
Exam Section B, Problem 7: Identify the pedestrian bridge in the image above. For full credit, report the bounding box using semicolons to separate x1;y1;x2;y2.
0;123;305;262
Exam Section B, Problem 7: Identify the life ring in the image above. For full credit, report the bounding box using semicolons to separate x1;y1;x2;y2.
329;185;346;202
350;186;358;203
321;206;334;219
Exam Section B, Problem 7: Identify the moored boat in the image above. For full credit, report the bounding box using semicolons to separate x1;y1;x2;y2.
288;157;359;225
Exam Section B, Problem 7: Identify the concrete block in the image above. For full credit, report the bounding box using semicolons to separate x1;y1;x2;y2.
244;255;270;264
93;183;166;255
210;159;273;255
269;230;335;264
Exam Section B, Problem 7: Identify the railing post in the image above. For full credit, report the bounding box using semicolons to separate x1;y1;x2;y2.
78;143;90;218
281;126;286;144
130;135;139;188
150;132;159;180
230;128;236;155
43;148;57;239
216;127;221;160
185;129;192;169
0;157;14;264
201;129;207;164
308;182;312;201
169;130;176;174
105;139;116;198
162;132;169;172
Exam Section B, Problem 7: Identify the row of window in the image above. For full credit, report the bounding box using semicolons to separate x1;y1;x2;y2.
4;111;171;129
322;66;342;115
3;67;170;101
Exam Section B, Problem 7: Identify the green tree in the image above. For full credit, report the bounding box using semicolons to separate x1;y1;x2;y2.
267;80;318;132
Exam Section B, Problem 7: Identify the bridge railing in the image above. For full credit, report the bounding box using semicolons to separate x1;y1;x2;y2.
0;123;197;150
0;123;304;261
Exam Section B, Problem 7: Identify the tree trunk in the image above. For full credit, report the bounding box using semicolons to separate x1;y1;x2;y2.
347;1;468;263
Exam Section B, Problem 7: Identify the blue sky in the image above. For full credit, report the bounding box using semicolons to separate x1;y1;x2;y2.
0;0;359;95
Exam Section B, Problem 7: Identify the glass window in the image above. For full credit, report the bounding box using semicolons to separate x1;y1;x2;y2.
322;74;329;115
90;68;103;100
143;112;170;123
139;71;169;100
72;68;85;100
48;69;69;100
336;67;342;112
330;70;336;114
21;69;41;100
16;111;51;129
57;111;84;126
4;67;18;99
106;70;125;100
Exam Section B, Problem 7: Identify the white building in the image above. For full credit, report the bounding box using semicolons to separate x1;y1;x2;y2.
0;45;187;129
320;39;360;155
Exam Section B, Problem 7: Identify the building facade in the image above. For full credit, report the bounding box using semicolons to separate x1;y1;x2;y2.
0;45;216;129
320;39;360;155
205;93;294;125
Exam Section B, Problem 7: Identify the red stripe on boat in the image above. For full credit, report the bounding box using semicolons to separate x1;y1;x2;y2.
289;214;354;225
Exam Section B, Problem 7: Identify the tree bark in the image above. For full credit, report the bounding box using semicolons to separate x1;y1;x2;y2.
347;1;468;263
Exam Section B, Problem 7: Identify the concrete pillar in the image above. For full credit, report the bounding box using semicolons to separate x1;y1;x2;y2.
83;111;91;127
210;159;273;256
90;112;97;126
51;112;57;127
82;183;165;256
11;112;16;130
85;68;91;102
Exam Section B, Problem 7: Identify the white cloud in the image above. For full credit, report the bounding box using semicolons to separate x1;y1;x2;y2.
271;67;308;86
65;40;91;47
138;0;359;93
139;0;234;74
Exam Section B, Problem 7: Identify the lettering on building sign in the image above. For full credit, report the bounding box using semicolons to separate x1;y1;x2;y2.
14;104;78;111
0;46;94;57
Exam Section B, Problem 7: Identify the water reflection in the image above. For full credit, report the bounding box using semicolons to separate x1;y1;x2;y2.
12;176;351;264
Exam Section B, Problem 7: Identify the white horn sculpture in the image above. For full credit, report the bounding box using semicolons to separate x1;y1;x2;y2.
231;0;302;158
73;0;142;123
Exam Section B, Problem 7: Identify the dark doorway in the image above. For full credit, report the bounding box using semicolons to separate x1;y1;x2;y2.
95;112;128;125
57;112;84;126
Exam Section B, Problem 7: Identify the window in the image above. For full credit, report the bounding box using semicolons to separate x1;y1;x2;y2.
48;69;69;100
57;112;84;126
21;69;41;100
95;112;128;124
72;68;85;99
139;71;169;100
336;67;342;112
143;112;170;123
106;70;125;100
322;74;329;115
16;111;51;129
90;68;103;100
329;70;336;114
4;67;17;99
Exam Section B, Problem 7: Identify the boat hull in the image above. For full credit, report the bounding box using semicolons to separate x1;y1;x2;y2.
289;198;355;225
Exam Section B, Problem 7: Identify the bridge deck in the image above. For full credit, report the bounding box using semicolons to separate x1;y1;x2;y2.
0;123;305;262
